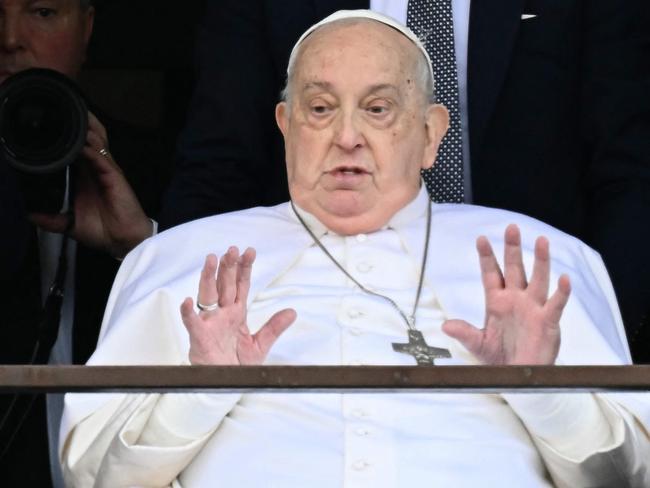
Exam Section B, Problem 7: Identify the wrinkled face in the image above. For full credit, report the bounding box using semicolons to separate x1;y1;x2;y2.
0;0;94;83
276;20;448;235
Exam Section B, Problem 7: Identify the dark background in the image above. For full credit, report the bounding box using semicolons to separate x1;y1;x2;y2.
79;0;206;167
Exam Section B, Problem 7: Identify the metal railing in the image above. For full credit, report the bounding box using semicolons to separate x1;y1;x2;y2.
1;365;649;393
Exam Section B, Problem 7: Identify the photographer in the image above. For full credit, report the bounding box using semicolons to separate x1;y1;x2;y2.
0;0;167;485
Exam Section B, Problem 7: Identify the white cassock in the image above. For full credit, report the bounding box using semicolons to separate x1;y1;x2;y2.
60;187;650;487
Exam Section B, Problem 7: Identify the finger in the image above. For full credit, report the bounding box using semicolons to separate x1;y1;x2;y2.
253;308;297;356
545;274;572;324
476;236;505;291
180;297;199;329
84;128;115;161
80;146;122;180
235;247;256;304
29;212;71;233
503;224;527;289
441;319;484;358
217;247;240;306
527;236;550;303
197;254;219;310
86;129;107;151
87;111;108;141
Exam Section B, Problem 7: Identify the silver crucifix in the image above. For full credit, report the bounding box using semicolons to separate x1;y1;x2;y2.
392;330;451;366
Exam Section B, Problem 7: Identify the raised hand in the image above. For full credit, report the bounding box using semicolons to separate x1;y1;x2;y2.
442;224;571;365
180;247;297;365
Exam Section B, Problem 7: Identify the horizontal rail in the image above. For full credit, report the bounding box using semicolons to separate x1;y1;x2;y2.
0;365;649;393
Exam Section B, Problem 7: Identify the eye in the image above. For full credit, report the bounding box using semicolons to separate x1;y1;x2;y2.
366;102;391;117
309;101;333;117
368;105;387;115
33;8;57;18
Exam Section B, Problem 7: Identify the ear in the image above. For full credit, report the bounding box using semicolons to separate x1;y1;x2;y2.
79;6;95;64
421;104;449;170
84;6;95;46
275;101;289;138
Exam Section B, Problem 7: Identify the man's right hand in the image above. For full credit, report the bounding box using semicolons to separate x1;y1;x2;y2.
180;247;296;365
30;112;153;259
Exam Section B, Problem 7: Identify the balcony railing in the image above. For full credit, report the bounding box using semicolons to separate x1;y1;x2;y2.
1;365;649;393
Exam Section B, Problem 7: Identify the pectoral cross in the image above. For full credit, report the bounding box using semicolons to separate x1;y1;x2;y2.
392;330;451;366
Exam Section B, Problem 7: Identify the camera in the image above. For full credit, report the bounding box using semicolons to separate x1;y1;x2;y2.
0;68;88;213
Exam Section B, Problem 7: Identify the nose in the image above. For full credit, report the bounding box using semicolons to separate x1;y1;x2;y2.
0;14;25;53
333;110;365;151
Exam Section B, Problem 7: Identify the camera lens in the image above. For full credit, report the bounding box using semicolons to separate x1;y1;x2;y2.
0;68;88;174
4;92;68;160
0;69;88;213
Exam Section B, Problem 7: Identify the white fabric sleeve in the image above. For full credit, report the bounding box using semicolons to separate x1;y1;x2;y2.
504;393;614;456
503;392;650;487
62;392;241;488
138;393;241;446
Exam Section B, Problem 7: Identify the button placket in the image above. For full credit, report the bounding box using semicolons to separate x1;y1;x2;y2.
343;397;377;484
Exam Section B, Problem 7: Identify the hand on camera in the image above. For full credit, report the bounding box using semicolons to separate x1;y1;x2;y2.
30;112;154;259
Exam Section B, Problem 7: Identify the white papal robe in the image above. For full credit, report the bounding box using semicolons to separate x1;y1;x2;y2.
60;188;650;487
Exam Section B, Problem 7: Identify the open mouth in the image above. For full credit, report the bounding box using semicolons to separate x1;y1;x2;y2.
329;166;368;176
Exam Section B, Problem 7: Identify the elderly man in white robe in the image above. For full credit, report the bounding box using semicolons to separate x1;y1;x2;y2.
60;10;650;488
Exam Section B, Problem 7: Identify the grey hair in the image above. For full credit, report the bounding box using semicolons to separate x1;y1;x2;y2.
279;18;436;106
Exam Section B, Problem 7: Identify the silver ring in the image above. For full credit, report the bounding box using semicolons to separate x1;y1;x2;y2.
197;301;218;312
98;148;110;157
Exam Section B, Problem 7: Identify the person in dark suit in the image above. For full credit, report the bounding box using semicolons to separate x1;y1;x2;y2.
160;0;650;362
0;0;168;485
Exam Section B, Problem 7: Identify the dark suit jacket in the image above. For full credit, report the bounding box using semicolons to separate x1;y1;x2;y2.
161;0;650;361
0;111;169;485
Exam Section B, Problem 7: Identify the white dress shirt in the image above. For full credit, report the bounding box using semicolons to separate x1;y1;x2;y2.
61;188;650;487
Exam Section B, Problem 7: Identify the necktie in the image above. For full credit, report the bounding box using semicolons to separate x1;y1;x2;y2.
407;0;465;203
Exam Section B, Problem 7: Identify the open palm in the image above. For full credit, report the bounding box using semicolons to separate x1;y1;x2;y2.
442;224;571;365
180;247;296;365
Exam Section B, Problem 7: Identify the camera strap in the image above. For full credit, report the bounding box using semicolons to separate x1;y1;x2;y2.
34;233;70;364
0;208;73;464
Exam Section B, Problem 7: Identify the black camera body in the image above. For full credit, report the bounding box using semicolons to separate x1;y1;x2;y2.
0;68;88;213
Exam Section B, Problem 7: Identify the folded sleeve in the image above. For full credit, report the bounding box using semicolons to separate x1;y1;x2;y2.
62;392;241;487
504;392;650;487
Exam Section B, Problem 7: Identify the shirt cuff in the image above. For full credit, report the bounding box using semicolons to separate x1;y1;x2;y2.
139;393;241;447
503;393;617;459
114;218;158;263
149;218;158;237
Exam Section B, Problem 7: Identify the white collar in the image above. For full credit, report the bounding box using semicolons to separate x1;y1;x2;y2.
289;183;430;238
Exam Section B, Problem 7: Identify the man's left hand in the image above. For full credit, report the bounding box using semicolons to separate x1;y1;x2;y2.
442;224;571;365
30;112;153;259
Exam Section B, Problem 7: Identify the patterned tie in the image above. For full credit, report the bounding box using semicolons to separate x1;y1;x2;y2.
407;0;465;203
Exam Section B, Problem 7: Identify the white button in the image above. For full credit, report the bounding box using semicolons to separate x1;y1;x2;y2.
348;327;362;336
355;427;370;436
347;309;364;319
351;408;366;418
356;262;373;273
352;460;369;470
355;234;368;243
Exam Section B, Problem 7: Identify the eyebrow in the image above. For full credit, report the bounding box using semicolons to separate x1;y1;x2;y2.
302;81;334;92
27;0;65;6
301;82;400;96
